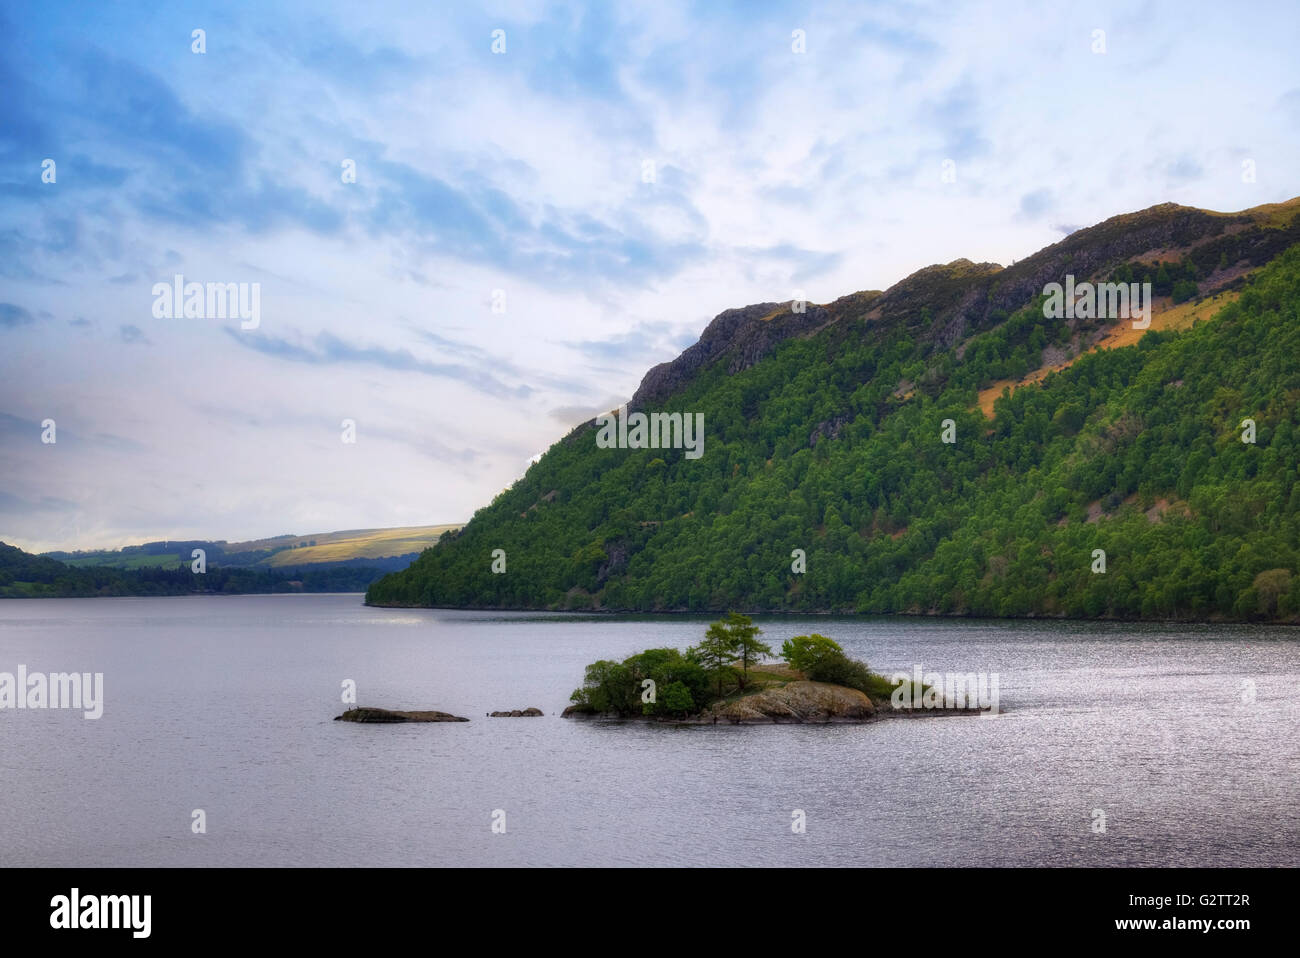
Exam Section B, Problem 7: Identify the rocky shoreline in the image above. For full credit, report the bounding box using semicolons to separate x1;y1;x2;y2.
332;685;989;726
561;679;991;724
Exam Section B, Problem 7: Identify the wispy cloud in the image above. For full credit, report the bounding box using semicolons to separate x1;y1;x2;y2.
120;324;150;345
548;396;628;427
0;302;35;327
739;243;845;283
2;0;1297;550
561;320;697;362
1019;189;1054;219
227;328;534;399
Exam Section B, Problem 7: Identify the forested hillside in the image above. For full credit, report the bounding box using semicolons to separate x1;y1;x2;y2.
368;201;1300;620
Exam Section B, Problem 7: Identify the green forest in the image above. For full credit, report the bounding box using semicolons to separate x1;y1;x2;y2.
369;241;1300;622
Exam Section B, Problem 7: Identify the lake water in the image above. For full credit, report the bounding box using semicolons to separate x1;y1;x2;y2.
1;594;1297;867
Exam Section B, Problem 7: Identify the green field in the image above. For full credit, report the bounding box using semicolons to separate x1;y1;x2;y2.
60;553;185;570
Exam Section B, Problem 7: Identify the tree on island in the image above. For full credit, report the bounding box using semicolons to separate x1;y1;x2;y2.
726;613;772;689
780;634;844;674
660;680;696;717
780;633;881;695
690;612;771;695
689;628;736;699
568;620;895;718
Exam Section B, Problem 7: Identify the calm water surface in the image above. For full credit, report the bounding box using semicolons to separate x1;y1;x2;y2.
1;595;1296;867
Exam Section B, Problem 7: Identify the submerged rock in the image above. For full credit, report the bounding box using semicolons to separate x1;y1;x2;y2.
489;707;544;717
335;707;469;723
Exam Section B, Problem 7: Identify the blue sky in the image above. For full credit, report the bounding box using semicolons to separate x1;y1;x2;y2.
2;0;1298;551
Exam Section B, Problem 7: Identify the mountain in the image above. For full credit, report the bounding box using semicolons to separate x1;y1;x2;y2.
0;539;409;597
43;524;461;572
367;199;1300;621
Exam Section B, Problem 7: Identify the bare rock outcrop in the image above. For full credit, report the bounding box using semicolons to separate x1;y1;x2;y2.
703;681;876;724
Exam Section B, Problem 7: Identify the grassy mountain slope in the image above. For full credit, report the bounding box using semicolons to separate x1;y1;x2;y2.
0;540;399;597
252;525;460;567
46;524;459;570
368;200;1300;620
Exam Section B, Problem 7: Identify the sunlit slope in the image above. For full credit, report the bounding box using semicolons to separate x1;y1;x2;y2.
258;526;461;567
47;524;461;570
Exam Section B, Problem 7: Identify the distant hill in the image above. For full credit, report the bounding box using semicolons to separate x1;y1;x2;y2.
253;526;462;567
367;198;1300;621
44;524;460;572
0;540;409;597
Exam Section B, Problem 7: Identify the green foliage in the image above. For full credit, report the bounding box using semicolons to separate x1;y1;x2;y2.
1253;568;1292;617
569;659;634;714
780;632;878;693
1112;256;1201;299
571;626;889;717
806;653;877;695
569;648;709;717
780;634;844;673
697;612;771;689
1170;279;1199;304
688;631;735;698
1052;401;1086;436
369;242;1300;622
659;680;696;716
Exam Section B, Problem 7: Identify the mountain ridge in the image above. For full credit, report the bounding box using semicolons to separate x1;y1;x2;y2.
40;524;461;571
619;199;1300;421
366;196;1300;619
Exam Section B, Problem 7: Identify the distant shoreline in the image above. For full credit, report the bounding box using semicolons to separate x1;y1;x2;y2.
0;591;369;600
5;590;1297;626
363;599;1300;627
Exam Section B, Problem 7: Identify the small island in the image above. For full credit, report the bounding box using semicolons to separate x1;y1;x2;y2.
335;707;469;723
563;613;989;723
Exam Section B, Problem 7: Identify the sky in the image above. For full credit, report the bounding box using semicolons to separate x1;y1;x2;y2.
1;0;1298;553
